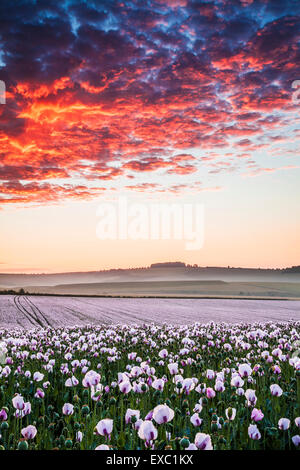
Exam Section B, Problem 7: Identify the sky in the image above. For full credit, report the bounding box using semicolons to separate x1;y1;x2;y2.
0;0;300;273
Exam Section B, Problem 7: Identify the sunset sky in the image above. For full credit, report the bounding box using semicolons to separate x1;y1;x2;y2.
0;0;300;273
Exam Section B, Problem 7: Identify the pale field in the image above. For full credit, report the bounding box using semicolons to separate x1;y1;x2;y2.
0;294;299;328
20;280;300;299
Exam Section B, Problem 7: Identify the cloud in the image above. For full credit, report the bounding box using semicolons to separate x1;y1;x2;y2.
0;0;299;204
242;164;300;177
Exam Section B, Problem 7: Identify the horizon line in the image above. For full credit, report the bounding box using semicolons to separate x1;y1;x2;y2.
0;263;299;276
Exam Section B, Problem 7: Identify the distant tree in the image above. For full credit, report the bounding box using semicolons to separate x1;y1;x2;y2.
283;266;300;273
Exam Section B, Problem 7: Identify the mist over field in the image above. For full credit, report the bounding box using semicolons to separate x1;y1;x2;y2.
1;266;300;288
1;265;300;299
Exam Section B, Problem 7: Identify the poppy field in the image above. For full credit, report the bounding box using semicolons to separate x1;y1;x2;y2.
0;320;300;450
1;294;300;328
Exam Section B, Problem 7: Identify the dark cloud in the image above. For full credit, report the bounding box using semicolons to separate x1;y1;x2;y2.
0;0;299;204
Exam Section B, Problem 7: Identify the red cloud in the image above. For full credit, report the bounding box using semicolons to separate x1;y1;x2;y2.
0;4;299;205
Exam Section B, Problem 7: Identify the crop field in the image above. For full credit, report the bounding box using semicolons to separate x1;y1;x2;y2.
0;295;300;328
0;295;300;451
0;319;299;450
15;280;300;299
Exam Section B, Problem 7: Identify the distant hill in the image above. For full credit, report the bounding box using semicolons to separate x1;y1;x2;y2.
1;263;300;288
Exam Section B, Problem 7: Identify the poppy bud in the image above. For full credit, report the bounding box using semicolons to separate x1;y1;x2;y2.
180;437;190;448
73;395;80;403
17;440;28;450
81;405;90;415
1;422;9;431
211;422;219;432
65;439;72;449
